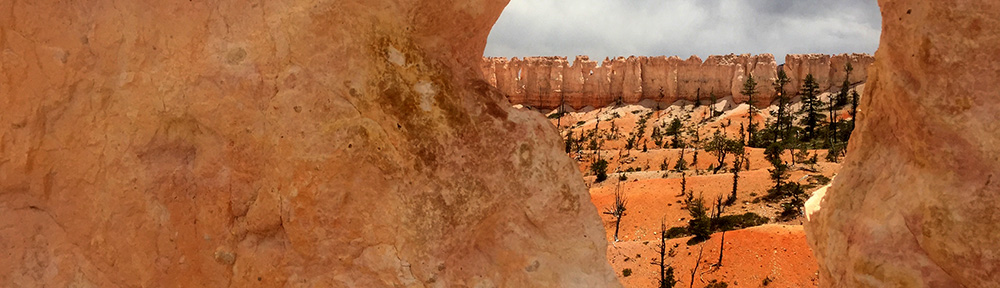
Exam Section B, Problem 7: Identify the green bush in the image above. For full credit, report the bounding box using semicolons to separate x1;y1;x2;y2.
592;159;609;183
664;227;690;239
622;268;632;277
713;213;770;231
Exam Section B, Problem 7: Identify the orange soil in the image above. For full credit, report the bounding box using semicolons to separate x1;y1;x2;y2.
607;225;819;288
547;101;850;287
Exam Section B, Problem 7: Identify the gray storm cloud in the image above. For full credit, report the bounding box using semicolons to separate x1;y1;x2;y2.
484;0;881;63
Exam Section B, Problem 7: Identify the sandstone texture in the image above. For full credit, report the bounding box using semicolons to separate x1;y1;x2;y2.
480;53;873;110
0;0;619;287
805;0;1000;287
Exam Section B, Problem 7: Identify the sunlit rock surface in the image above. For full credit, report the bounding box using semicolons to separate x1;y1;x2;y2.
805;0;1000;286
0;0;619;286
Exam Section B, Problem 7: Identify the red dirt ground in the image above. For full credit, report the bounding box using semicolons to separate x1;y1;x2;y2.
543;98;854;287
607;225;819;288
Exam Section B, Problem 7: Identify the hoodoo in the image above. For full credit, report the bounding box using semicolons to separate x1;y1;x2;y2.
481;53;874;110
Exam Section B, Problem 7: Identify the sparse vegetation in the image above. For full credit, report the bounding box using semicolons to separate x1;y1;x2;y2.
535;70;858;285
799;74;822;143
742;74;759;147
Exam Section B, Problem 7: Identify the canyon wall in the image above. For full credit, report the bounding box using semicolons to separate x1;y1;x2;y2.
0;0;619;287
805;0;1000;287
482;53;874;110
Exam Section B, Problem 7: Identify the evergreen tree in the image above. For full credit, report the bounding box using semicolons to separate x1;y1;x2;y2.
687;196;711;243
656;221;678;288
689;125;701;171
728;151;742;206
772;70;792;143
709;92;718;117
592;158;609;183
674;148;688;171
741;75;759;147
850;89;861;119
764;143;790;201
705;130;742;174
836;63;853;106
565;130;574;153
695;88;702;108
799;74;823;143
680;172;687;197
667;118;684;148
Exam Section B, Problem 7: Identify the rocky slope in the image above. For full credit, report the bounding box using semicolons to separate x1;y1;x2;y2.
0;0;618;286
481;54;873;109
805;0;1000;287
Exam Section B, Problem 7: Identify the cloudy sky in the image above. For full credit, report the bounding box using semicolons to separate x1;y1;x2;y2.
484;0;881;63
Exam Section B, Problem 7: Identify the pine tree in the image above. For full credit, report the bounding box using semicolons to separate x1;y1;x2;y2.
592;158;609;183
565;130;574;153
679;172;688;197
764;143;790;201
709;92;718;117
836;63;853;107
799;74;822;143
674;148;688;171
850;89;860;119
687;196;711;242
695;88;702;108
690;126;700;171
772;70;792;143
728;152;742;206
655;221;678;288
741;75;759;147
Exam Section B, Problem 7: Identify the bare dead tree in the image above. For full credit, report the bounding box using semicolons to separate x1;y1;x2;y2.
717;230;727;267
653;219;678;288
603;184;628;242
689;243;705;288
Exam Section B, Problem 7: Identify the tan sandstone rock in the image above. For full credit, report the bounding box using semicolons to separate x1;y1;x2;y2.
0;0;619;287
484;53;871;110
805;0;1000;287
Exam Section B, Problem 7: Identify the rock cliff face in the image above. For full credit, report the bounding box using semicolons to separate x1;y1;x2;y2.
0;0;618;287
805;0;1000;287
481;53;874;110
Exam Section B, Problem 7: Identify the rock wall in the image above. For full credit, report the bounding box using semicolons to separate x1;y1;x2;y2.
805;0;1000;287
0;0;619;287
481;53;874;110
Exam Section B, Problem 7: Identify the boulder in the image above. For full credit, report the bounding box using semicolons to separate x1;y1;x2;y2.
805;1;1000;286
0;0;618;286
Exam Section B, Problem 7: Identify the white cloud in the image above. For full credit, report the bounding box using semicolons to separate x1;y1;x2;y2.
484;0;881;63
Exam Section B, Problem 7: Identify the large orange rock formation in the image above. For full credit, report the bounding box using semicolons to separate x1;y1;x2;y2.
481;54;874;110
805;0;1000;287
0;0;618;286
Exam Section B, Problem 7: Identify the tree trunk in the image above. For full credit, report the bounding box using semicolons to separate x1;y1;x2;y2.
614;216;622;242
718;230;726;266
